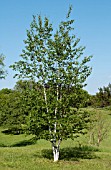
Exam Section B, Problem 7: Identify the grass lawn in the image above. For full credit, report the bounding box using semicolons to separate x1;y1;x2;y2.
0;108;111;170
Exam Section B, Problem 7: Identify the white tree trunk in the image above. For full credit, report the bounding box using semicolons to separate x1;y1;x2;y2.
52;138;61;162
53;146;59;162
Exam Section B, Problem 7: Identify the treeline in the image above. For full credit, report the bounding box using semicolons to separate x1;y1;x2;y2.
90;83;111;108
1;81;111;132
0;80;90;134
1;81;111;131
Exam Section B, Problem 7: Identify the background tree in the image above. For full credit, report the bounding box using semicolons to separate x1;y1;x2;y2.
88;110;110;147
90;83;111;107
10;6;92;161
0;88;27;134
0;54;7;79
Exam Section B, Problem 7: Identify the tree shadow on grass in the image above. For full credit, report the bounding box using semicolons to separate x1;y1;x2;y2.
42;145;99;161
1;128;23;135
11;137;37;147
0;137;36;147
0;143;7;147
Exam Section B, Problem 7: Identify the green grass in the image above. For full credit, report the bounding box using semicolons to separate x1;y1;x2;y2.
0;108;111;170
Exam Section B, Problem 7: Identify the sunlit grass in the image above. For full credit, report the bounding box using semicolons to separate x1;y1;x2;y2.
0;108;111;170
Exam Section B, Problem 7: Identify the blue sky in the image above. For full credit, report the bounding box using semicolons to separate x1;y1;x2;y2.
0;0;111;94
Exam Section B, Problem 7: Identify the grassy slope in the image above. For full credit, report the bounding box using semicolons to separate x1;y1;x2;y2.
0;108;111;170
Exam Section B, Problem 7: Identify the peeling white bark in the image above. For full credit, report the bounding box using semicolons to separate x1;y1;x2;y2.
53;146;59;162
43;84;48;113
54;84;59;133
52;138;61;162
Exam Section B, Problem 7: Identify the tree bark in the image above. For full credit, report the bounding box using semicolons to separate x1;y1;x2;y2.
52;138;61;162
53;146;59;162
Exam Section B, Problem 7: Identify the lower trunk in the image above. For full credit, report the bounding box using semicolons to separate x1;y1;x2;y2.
53;146;59;162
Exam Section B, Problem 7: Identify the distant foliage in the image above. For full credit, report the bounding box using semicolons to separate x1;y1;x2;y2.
0;80;90;134
88;109;110;147
0;88;27;134
90;83;111;107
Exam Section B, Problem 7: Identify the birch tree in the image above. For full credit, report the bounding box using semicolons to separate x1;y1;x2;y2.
10;6;92;161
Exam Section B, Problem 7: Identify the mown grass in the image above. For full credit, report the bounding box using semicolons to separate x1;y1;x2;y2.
0;108;111;170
